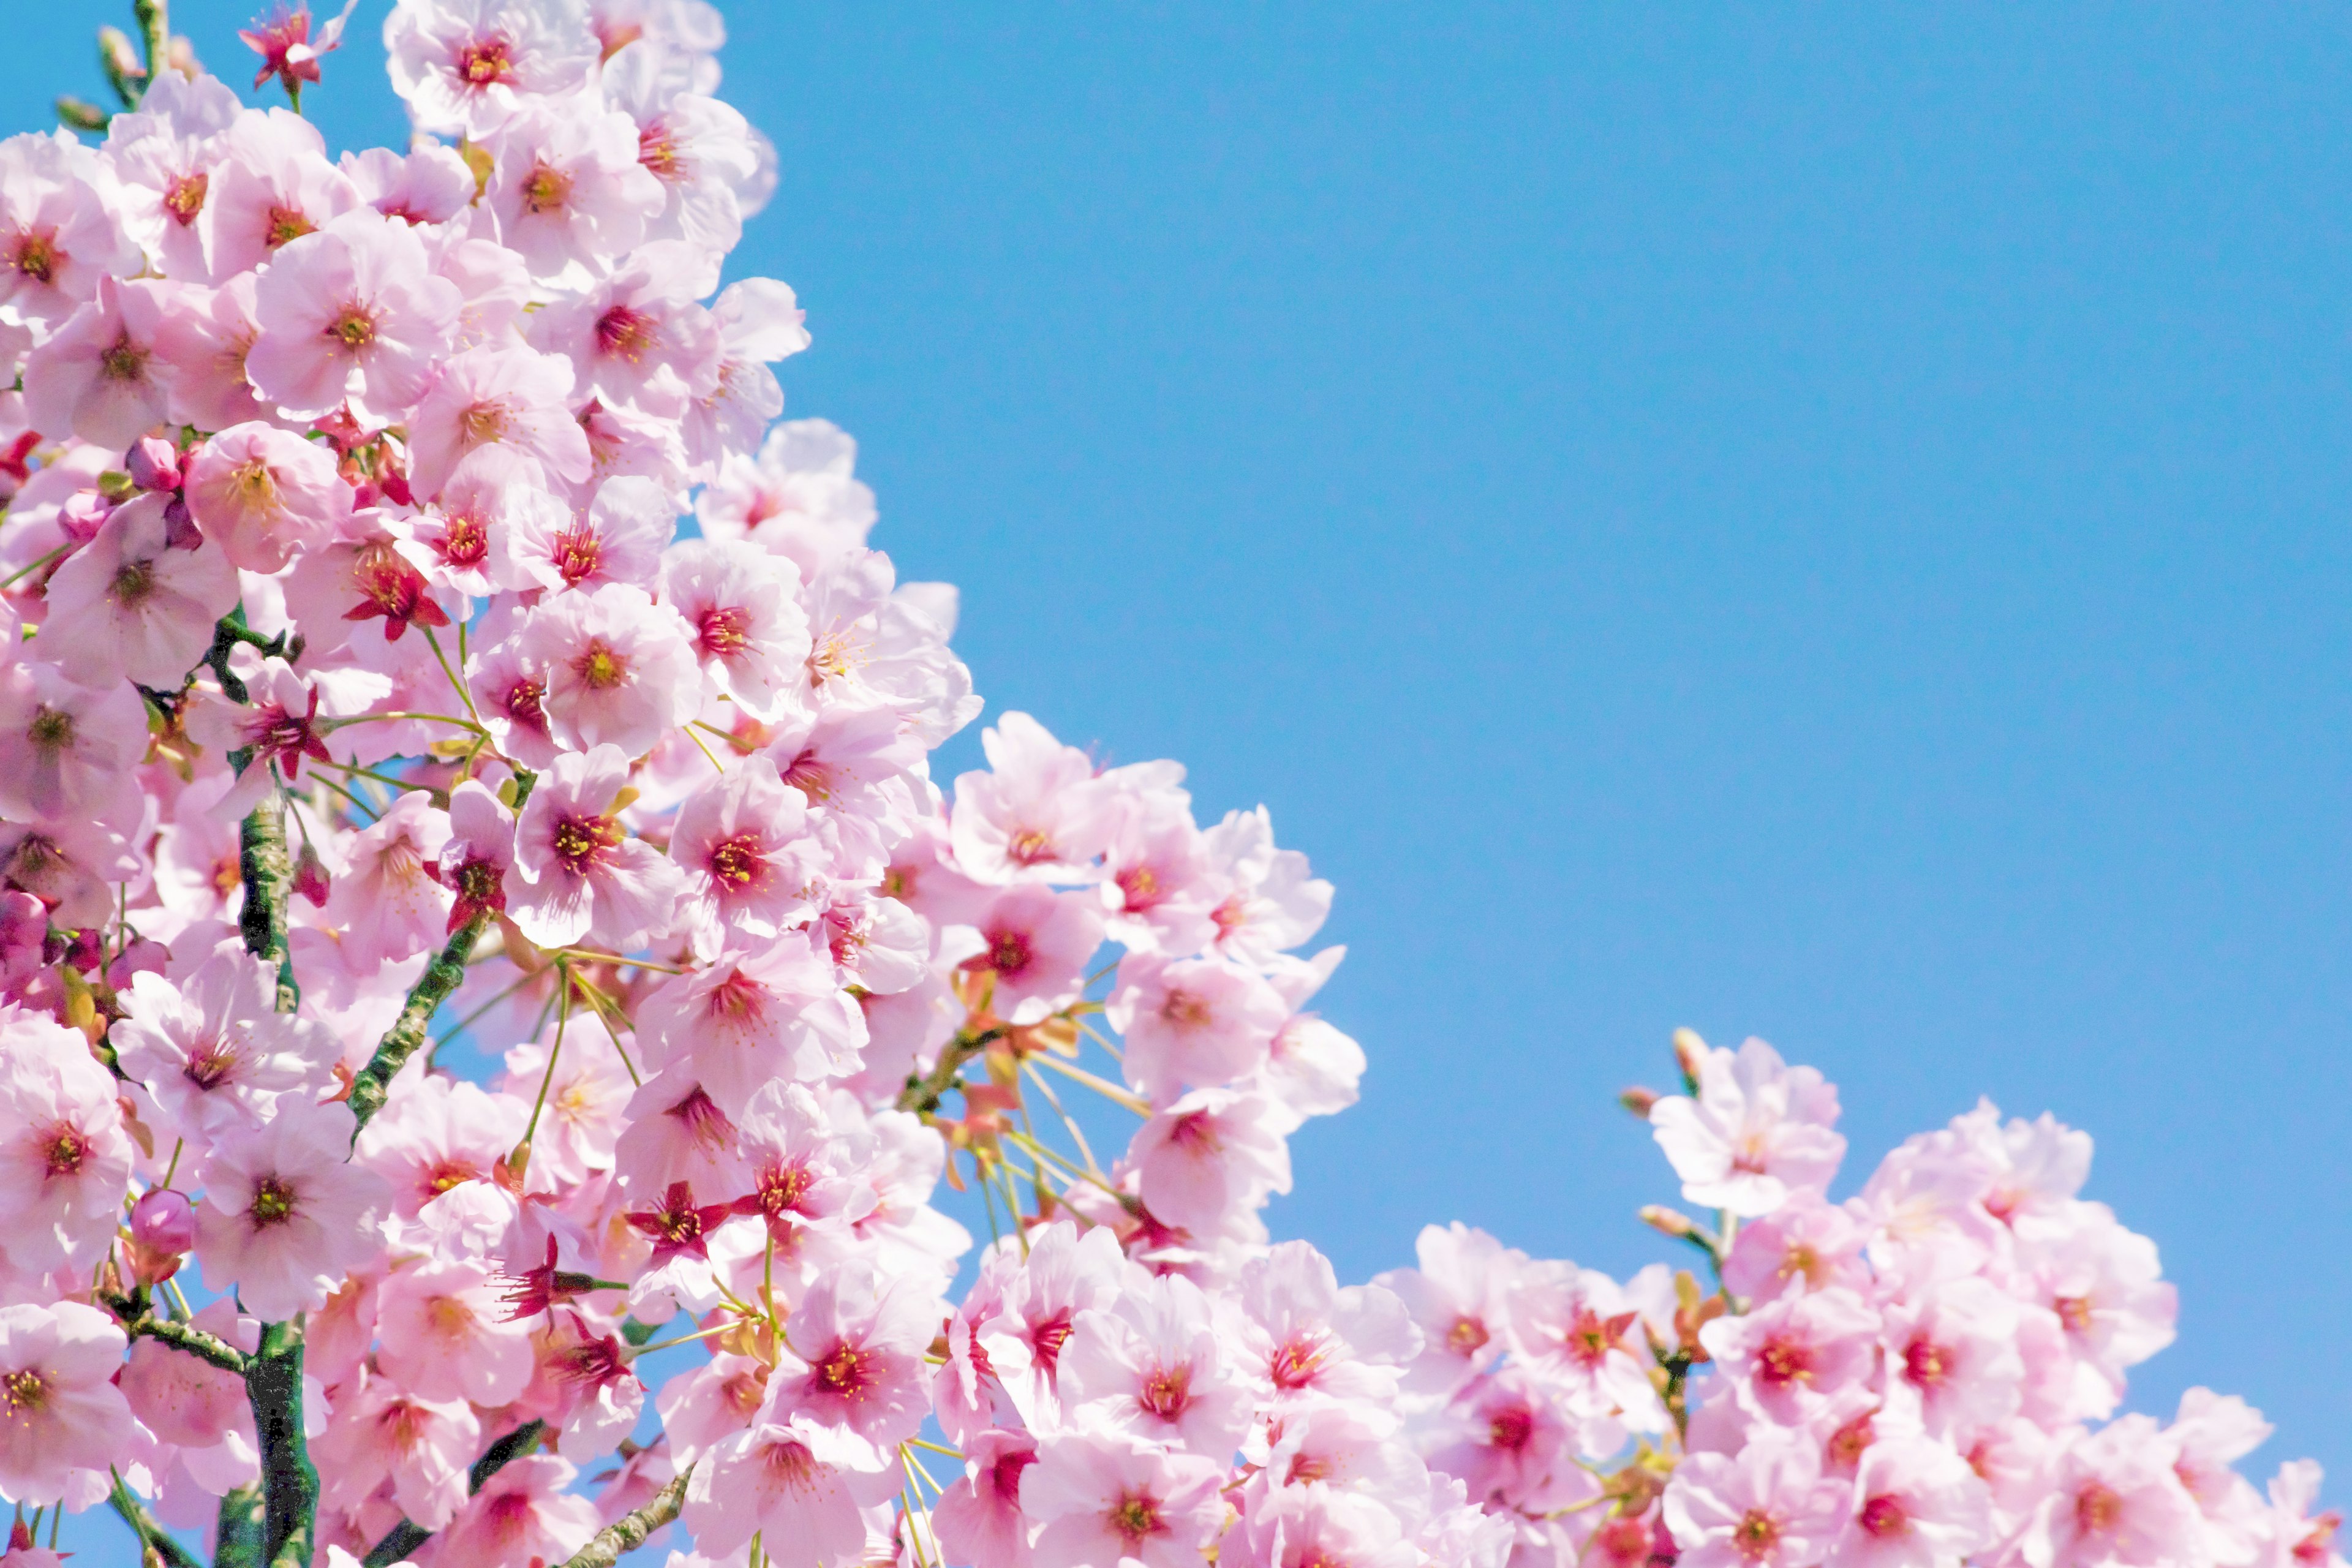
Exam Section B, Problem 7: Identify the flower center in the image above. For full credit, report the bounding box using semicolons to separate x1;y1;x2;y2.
457;36;515;85
1733;1509;1782;1561
1446;1314;1491;1355
26;706;72;752
1487;1403;1533;1452
111;557;157;608
595;304;656;361
707;834;766;889
250;1175;298;1226
265;205;313;249
1137;1363;1192;1421
1755;1335;1815;1388
987;927;1033;977
328;303;377;352
815;1344;871;1396
573;639;628;690
184;1038;239;1091
164;172;208;225
1860;1496;1909;1539
1110;1494;1162;1546
2076;1482;2124;1536
100;330;148;382
698;605;752;658
42;1124;88;1177
1902;1336;1950;1389
1;1369;47;1412
2053;1294;2095;1333
10;228;55;283
550;813;620;872
521;162;573;216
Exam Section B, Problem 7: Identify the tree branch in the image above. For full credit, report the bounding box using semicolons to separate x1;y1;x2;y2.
109;1472;204;1568
556;1465;692;1568
898;1027;999;1115
243;1317;318;1568
348;911;489;1134
238;794;298;1011
215;1485;265;1568
360;1420;547;1566
126;1313;247;1374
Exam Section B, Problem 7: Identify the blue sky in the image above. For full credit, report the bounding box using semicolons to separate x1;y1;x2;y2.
9;0;2351;1554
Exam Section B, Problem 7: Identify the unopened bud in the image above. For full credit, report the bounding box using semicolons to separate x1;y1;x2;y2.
161;497;202;550
1671;1027;1709;1087
293;840;332;906
1618;1085;1660;1118
130;1186;197;1261
126;434;184;492
1639;1204;1698;1240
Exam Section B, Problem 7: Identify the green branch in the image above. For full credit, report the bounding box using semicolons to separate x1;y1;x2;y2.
126;1313;247;1374
109;1471;203;1568
897;1027;1000;1116
557;1466;692;1568
361;1420;546;1566
215;1485;265;1568
238;794;297;1011
244;1318;318;1568
348;911;489;1134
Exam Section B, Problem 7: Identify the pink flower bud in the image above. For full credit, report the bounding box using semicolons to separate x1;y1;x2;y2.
130;1187;197;1258
127;434;187;493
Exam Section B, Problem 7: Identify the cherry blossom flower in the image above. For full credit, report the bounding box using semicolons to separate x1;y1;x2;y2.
0;1302;137;1505
246;208;461;423
309;1366;479;1531
0;657;145;822
1023;1426;1229;1568
525;582;702;758
684;1413;900;1562
377;1255;539;1406
0;1011;134;1278
951;710;1115;884
1665;1434;1853;1568
666;753;822;959
186;421;355;574
405;344;593;498
505;742;688;949
766;1262;938;1442
112;948;337;1144
32;492;238;688
385;0;602;137
1649;1033;1847;1218
195;1097;390;1320
21;274;174;448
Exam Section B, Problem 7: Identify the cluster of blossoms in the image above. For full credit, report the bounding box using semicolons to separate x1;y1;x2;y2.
0;4;2331;1568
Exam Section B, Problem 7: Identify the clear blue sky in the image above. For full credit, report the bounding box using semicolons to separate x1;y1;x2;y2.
12;1;2351;1552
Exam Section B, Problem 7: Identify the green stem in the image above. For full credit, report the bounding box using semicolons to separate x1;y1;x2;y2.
557;1466;693;1568
126;1314;247;1374
244;1319;317;1568
237;795;297;1011
897;1028;1000;1115
360;1420;546;1566
348;911;489;1136
214;1485;265;1568
109;1469;203;1568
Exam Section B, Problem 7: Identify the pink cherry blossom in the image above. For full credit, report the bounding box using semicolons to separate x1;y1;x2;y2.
112;948;337;1144
506;744;688;950
32;492;237;687
21;274;174;449
666;753;821;959
0;1011;134;1278
195;1096;389;1320
1665;1434;1853;1568
377;1255;539;1406
246;208;461;423
524;582;701;758
186;420;355;573
385;0;602;137
1023;1426;1229;1568
405;344;593;499
1110;952;1290;1103
0;1302;137;1505
951;710;1115;884
683;1414;899;1562
1649;1034;1847;1218
0;657;145;821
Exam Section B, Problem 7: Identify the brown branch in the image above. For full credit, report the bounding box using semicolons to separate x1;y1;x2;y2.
557;1466;692;1568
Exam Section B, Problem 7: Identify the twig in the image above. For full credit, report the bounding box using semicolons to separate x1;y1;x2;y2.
109;1469;203;1568
349;912;492;1134
557;1466;692;1568
126;1313;247;1374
